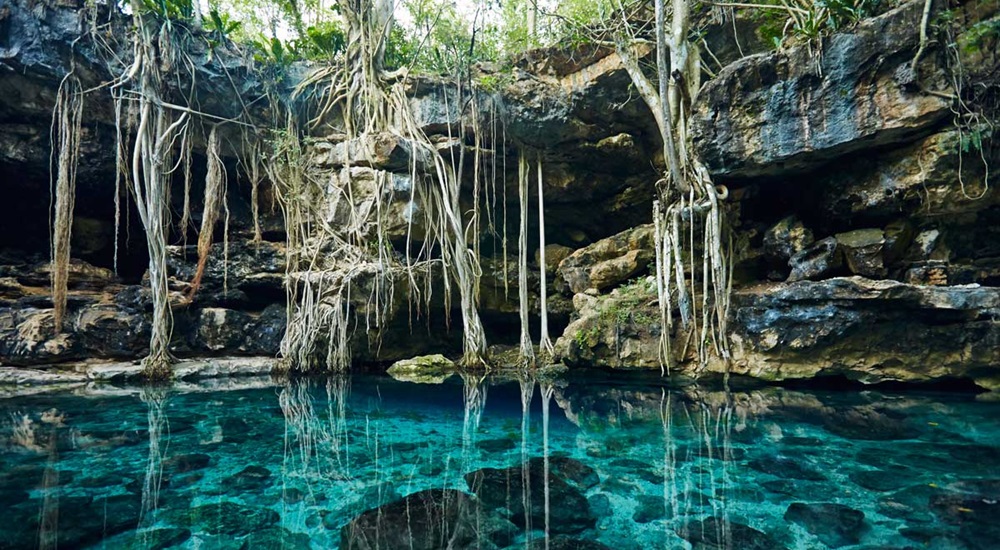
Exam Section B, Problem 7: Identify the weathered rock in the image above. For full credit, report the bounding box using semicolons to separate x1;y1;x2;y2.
784;502;866;548
0;304;150;365
692;0;953;178
787;237;843;282
558;225;654;293
882;220;915;266
763;216;814;268
537;244;574;273
386;354;457;384
309;133;441;172
191;308;254;352
167;241;286;298
554;279;662;369
817;131;1000;224
836;229;887;278
726;277;1000;386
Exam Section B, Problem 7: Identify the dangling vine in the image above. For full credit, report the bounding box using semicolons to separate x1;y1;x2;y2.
50;74;84;334
536;156;554;358
517;151;536;365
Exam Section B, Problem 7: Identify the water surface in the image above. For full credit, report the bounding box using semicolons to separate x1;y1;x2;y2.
1;373;998;549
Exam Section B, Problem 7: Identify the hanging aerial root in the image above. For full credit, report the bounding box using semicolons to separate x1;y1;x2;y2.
50;75;84;334
186;125;224;302
536;155;554;357
517;151;535;366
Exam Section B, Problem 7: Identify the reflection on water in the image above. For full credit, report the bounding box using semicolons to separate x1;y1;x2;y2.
1;373;999;549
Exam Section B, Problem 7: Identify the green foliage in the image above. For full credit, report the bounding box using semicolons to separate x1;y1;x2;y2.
748;0;884;48
959;123;993;155
301;20;347;59
960;18;1000;54
135;0;193;21
476;72;513;94
789;0;882;39
573;277;659;350
205;8;242;41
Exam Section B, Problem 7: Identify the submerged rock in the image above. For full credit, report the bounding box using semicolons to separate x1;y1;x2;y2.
464;457;598;534
748;455;826;481
166;501;279;536
340;488;499;550
128;528;192;550
221;465;272;493
676;516;785;550
784;502;866;548
238;527;310;550
633;495;667;523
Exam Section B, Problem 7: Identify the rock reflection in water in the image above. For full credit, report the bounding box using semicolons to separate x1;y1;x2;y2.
0;375;998;548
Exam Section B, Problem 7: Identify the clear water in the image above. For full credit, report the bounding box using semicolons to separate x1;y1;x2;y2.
1;373;998;549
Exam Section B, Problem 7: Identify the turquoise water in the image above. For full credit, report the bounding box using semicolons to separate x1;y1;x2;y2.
0;373;998;549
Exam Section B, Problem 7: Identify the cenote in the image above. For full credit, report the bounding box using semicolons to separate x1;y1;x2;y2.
1;373;998;549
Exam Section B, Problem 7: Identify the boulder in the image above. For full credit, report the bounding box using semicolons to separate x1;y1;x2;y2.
537;244;574;273
676;517;785;550
558;225;654;293
763;216;814;268
787;237;843;282
386;354;457;384
748;455;826;481
464;457;597;534
554;279;662;369
835;228;887;278
784;502;866;548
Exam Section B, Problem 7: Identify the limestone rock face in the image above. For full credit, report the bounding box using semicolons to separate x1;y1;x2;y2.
554;279;662;370
816;131;1000;224
557;225;654;293
692;0;952;178
727;278;1000;387
557;276;1000;388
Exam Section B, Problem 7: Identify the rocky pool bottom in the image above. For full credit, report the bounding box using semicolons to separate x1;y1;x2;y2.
0;372;998;549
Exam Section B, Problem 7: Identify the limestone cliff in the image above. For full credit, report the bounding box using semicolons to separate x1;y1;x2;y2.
0;0;997;388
